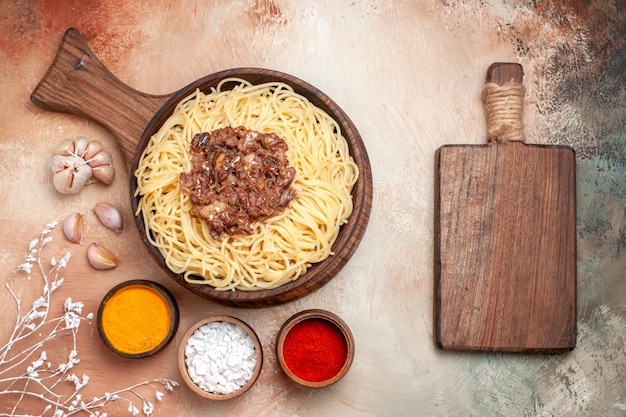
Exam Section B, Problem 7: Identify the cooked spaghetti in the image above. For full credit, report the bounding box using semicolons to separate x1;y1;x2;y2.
134;79;358;291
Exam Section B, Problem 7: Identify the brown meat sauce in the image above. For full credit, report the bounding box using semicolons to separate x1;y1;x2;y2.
179;126;297;239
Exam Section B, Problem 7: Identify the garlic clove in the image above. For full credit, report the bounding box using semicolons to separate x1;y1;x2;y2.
87;242;118;270
62;212;84;245
83;140;105;160
85;145;115;185
73;136;90;158
86;149;115;185
93;202;123;233
86;148;113;167
55;138;76;156
51;155;93;194
91;164;116;185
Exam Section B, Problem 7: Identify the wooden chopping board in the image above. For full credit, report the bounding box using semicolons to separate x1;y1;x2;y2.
434;63;577;352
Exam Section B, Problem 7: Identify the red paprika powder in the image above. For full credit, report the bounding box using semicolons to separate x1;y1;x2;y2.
282;318;348;382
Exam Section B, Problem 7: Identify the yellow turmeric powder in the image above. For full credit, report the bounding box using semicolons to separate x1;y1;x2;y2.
100;285;171;354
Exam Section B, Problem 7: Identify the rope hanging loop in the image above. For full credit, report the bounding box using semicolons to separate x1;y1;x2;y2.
482;63;526;143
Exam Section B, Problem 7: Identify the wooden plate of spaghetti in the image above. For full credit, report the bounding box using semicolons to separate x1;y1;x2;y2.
31;28;373;307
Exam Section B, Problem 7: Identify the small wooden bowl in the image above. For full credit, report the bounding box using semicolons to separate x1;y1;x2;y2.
178;316;263;400
97;280;179;358
276;309;355;388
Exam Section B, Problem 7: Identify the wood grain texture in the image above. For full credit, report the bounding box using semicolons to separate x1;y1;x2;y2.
435;141;577;351
31;28;171;163
31;29;373;308
2;1;624;415
434;63;577;352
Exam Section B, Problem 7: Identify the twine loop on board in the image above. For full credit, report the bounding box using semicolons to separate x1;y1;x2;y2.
482;81;525;142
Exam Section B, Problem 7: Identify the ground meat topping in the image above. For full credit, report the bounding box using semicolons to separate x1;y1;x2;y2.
179;126;297;239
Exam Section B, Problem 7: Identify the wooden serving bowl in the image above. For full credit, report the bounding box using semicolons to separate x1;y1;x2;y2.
178;316;263;400
276;309;355;388
31;28;373;308
97;280;179;359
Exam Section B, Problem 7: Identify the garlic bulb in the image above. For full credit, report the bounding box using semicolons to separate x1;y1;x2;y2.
51;136;115;194
62;212;84;244
93;202;123;233
87;242;118;270
51;155;93;194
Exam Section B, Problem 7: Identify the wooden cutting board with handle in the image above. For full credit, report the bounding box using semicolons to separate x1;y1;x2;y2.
434;62;576;352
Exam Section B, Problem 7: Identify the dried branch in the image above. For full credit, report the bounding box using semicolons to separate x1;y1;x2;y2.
0;222;178;417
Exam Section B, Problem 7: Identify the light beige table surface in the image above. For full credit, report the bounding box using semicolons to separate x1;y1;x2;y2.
1;1;624;416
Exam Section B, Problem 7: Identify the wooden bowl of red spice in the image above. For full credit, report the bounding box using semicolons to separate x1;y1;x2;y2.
276;309;354;388
97;280;179;359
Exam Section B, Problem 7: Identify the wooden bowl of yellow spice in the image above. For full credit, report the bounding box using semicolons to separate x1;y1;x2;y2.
97;280;180;358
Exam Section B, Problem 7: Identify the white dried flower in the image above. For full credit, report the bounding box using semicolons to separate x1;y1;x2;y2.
68;350;80;366
51;278;64;292
64;298;84;315
45;221;58;232
17;262;33;274
63;311;82;329
164;380;178;391
25;309;46;323
33;296;48;309
143;400;155;415
66;373;89;390
71;393;82;407
2;221;177;416
26;367;39;378
58;252;71;268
